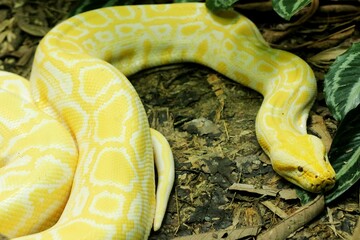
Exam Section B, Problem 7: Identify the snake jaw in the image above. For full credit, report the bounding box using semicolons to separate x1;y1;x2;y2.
272;161;335;193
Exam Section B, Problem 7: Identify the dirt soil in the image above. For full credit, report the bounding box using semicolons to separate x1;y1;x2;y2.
0;0;359;239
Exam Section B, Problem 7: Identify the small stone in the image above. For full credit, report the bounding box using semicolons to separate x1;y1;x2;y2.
183;117;221;137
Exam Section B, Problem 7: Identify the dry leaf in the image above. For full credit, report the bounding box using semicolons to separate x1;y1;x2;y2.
229;183;278;197
310;114;333;153
261;200;288;219
257;195;325;240
278;189;298;200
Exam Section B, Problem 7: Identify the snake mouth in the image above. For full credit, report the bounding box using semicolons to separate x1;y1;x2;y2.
282;171;336;193
309;176;336;193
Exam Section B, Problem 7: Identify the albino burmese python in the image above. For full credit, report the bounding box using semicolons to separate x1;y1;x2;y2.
0;3;336;239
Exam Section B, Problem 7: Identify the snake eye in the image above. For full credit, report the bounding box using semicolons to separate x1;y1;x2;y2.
298;166;303;172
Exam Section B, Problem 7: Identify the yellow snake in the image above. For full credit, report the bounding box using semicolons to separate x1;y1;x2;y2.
0;3;336;239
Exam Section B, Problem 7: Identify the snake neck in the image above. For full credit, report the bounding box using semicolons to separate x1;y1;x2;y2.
255;52;318;152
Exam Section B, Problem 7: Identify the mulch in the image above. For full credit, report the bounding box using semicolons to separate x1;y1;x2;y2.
0;0;359;239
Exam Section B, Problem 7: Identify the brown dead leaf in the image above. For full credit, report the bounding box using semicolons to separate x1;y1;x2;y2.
278;189;298;200
308;46;348;67
244;206;262;226
257;195;325;240
319;4;360;14
308;25;356;49
258;152;271;165
16;17;50;37
229;206;241;229
261;200;288;219
229;183;278;197
0;18;11;32
15;45;34;66
310;114;333;153
229;183;298;201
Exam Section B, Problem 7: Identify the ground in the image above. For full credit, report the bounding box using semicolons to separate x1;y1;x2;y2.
0;0;359;239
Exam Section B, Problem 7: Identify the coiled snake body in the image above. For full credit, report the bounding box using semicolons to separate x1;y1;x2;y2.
0;3;335;239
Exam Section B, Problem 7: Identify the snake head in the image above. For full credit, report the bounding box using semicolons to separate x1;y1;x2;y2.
270;134;336;193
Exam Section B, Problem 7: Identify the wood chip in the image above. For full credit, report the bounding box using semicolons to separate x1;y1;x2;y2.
261;200;288;219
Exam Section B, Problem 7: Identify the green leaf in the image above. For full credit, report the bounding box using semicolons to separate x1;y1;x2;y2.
296;188;316;205
324;42;360;121
325;104;360;203
272;0;311;20
205;0;238;11
298;43;360;204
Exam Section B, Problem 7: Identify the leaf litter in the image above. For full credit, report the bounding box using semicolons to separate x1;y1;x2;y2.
0;0;359;239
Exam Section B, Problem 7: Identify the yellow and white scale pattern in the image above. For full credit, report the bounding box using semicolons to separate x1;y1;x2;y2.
0;3;335;239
